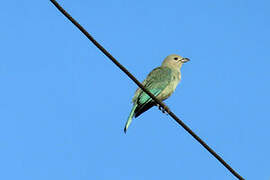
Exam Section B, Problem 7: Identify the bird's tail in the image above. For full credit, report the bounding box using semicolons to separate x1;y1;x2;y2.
124;104;137;133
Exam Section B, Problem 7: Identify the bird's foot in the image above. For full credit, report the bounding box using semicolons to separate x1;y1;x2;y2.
158;104;162;111
157;104;170;115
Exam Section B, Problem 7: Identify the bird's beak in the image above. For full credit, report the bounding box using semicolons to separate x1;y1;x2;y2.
180;57;190;63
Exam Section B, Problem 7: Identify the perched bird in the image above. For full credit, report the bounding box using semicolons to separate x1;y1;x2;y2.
124;54;189;133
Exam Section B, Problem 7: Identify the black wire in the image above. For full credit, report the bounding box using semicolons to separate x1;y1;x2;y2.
49;1;244;179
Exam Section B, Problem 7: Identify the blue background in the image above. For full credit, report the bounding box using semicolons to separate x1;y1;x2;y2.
1;0;269;179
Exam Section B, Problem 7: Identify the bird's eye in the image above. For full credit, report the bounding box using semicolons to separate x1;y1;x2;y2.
174;57;178;60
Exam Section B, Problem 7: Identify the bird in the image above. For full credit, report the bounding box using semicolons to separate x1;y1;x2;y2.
124;54;189;133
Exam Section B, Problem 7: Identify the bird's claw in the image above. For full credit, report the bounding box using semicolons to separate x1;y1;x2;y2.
157;104;170;115
158;104;162;111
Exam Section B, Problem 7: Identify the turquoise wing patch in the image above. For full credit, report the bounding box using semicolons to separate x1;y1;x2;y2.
137;67;172;106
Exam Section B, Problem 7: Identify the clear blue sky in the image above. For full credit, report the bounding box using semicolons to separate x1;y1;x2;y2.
1;0;269;179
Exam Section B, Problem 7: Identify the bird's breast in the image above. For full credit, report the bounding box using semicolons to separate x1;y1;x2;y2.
171;72;181;91
157;71;181;101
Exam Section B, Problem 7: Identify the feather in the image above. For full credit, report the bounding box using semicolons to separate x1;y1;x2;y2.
124;104;137;133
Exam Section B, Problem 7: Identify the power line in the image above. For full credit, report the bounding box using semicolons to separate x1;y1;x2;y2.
49;1;244;179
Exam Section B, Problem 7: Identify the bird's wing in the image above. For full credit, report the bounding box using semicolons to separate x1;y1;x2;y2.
133;67;172;117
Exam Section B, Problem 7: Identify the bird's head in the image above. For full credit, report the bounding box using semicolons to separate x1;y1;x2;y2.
161;54;190;69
